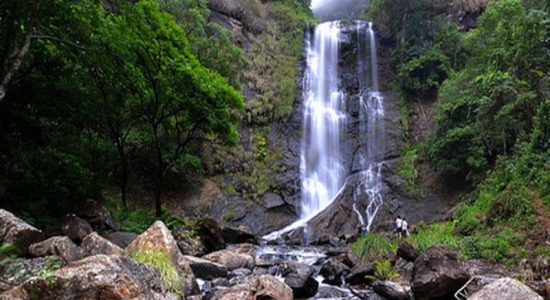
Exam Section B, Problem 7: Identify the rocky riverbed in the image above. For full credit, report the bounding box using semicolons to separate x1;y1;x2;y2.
1;207;548;299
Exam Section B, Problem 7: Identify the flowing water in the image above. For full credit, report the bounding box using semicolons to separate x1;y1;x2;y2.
258;21;386;298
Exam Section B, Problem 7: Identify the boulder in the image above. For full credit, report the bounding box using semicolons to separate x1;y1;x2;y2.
412;246;469;300
203;244;255;271
196;218;225;253
105;231;137;248
262;192;285;209
372;280;410;300
60;214;93;244
346;263;375;285
0;257;63;292
221;226;257;244
283;263;319;299
397;241;419;262
215;275;293;300
470;277;543;300
0;209;44;255
126;221;199;296
172;227;205;256
229;268;252;278
78;199;118;230
19;254;176;299
320;257;350;285
184;255;228;280
28;236;82;263
80;232;122;257
0;285;28;300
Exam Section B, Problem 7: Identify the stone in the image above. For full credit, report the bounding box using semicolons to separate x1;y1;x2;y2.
184;255;228;280
412;246;469;300
283;263;319;299
372;280;410;300
0;209;44;255
320;257;350;285
469;277;543;300
80;232;122;257
196;218;225;253
0;285;28;300
126;221;199;296
221;226;257;244
396;241;419;262
229;268;252;278
212;278;230;287
172;227;205;256
262;192;285;209
105;231;137;248
203;244;255;271
215;275;293;300
60;214;93;244
28;236;82;263
0;257;63;292
346;263;375;285
20;254;174;299
78;199;119;230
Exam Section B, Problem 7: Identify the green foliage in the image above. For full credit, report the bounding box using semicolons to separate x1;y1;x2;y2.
366;259;400;281
398;144;421;194
0;243;18;265
352;233;398;261
407;222;460;252
129;248;183;295
398;48;450;99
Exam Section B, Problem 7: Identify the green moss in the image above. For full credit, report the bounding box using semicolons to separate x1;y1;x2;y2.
129;248;183;295
398;144;421;194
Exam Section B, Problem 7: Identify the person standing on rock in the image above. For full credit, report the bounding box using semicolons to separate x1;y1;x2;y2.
395;216;403;238
402;218;409;237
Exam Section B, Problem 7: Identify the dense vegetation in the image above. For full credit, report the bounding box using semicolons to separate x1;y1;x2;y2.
365;0;550;267
0;0;313;225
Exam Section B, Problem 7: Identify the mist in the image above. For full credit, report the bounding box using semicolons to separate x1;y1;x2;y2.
311;0;369;21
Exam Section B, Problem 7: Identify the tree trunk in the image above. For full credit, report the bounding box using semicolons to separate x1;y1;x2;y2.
154;166;163;219
120;155;128;209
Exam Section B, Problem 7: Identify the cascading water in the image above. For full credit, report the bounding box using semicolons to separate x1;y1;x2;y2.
352;21;385;232
300;21;346;219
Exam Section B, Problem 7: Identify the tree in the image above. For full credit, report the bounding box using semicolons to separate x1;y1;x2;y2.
103;0;243;217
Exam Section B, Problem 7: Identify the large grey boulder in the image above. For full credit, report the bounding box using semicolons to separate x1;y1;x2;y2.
184;255;228;280
80;232;122;257
0;209;44;255
470;277;543;300
172;227;205;256
320;257;350;285
283;263;319;299
412;246;469;299
78;199;118;230
372;280;410;300
203;243;255;271
125;221;199;296
28;236;82;263
60;214;93;244
4;255;177;300
104;231;137;248
214;275;293;300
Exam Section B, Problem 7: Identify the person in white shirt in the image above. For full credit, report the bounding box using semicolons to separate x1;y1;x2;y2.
395;216;403;238
402;218;409;237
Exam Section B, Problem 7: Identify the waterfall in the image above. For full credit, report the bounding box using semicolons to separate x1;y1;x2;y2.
264;21;385;240
300;21;346;219
352;21;385;231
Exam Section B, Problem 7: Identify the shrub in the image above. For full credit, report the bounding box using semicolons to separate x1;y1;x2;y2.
352;233;398;260
366;259;400;281
129;248;183;295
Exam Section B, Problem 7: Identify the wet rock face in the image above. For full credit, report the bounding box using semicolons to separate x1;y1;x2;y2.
0;209;44;255
283;263;319;299
412;246;469;299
